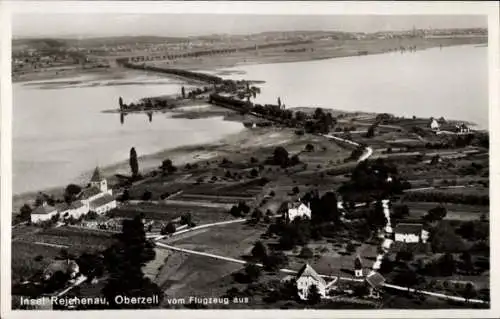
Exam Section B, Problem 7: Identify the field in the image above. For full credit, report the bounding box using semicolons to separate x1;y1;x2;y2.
15;226;116;253
11;241;62;284
114;201;235;224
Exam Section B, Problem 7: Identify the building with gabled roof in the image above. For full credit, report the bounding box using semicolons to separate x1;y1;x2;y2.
394;223;429;244
285;201;311;223
296;263;327;300
366;271;385;299
89;194;117;215
31;202;58;223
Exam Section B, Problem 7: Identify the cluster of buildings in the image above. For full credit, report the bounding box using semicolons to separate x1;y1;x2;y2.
429;118;471;134
30;167;117;224
281;196;431;301
290;257;386;301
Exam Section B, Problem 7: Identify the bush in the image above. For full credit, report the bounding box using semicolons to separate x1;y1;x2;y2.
250;168;259;178
161;222;176;235
251;241;267;261
244;263;261;282
142;190;153;201
180;213;192;226
299;247;314;259
305;144;315;152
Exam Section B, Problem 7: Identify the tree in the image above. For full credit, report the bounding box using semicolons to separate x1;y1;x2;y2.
305;144;314;152
460;251;474;273
129;147;139;179
244;263;261;282
250;168;259;178
461;283;477;302
251;241;267;261
119;96;124;108
299;247;314;259
439;253;456;276
181;86;186;99
120;189;130;202
180;213;192;226
102;216;161;308
394;269;419;292
19;204;32;222
264;251;288;271
161;222;176;235
424;205;447;222
365;125;375;138
307;284;322;305
141;190;153;201
77;253;104;280
64;184;82;203
273;146;289;167
251;209;263;223
160;159;177;174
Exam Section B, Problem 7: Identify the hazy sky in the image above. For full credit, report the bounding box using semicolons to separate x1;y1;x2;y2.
13;14;488;39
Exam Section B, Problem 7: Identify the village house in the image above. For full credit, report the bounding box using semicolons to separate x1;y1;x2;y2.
30;202;58;223
56;201;88;220
394;223;429;244
430;118;440;131
365;271;386;299
295;263;329;300
285;201;311;222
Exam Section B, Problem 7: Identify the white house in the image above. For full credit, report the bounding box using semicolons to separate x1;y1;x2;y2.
58;200;89;220
430;118;440;131
31;202;58;223
394;223;429;244
296;263;327;300
285;201;311;222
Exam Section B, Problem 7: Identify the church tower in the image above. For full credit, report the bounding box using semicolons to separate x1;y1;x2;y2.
354;255;364;278
90;166;108;193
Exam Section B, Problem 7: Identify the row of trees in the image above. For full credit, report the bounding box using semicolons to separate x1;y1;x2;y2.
402;191;489;206
209;94;337;134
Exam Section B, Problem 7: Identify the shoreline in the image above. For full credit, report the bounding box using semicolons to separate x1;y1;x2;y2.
12;40;488;210
12;37;486;84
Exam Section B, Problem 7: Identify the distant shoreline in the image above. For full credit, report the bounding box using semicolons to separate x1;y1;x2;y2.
12;36;486;84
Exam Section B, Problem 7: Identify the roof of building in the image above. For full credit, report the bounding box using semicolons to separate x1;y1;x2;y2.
89;194;115;209
288;201;310;210
394;223;423;234
80;187;102;200
296;263;327;287
32;204;58;215
354;255;363;269
70;200;85;209
55;203;71;212
90;166;104;182
366;271;385;288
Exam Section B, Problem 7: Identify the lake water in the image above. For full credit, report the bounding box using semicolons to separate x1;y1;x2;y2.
13;73;244;195
205;45;488;129
14;44;488;195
